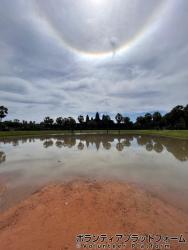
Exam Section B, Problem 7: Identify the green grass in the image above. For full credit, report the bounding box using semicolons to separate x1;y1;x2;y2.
0;130;70;138
118;130;188;139
0;130;188;139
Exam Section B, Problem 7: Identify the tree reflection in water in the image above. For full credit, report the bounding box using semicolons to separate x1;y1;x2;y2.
146;143;153;152
102;141;111;150
153;142;163;153
43;140;53;148
63;137;76;148
77;141;84;150
0;135;187;162
0;151;6;164
56;140;63;148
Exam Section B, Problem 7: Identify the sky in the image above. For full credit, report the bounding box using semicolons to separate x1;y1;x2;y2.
0;0;188;122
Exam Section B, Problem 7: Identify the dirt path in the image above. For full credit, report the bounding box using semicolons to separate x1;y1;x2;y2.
0;180;187;250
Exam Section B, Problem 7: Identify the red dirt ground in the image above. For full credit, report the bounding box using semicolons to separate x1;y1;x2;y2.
0;180;187;250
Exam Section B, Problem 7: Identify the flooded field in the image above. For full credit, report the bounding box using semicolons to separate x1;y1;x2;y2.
0;134;188;212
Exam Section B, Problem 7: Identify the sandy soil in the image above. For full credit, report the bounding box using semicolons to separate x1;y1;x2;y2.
0;180;187;250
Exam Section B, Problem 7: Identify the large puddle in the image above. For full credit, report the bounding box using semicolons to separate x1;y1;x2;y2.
0;134;188;212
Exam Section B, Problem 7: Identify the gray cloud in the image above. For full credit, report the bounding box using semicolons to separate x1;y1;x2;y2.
0;77;31;94
0;0;187;121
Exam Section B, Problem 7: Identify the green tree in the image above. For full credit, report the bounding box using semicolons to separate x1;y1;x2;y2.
153;112;162;122
67;117;76;131
175;117;186;129
166;105;185;129
144;113;152;128
184;104;188;128
0;106;8;121
78;115;84;132
78;115;84;124
123;116;132;129
44;117;54;127
102;115;111;133
56;117;64;126
115;113;123;124
136;116;145;129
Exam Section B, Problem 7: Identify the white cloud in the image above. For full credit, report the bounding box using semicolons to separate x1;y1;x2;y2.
0;0;187;121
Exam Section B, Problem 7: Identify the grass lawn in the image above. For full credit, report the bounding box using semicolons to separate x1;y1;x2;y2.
0;130;188;139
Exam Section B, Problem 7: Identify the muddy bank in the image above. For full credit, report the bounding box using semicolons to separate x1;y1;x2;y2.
0;183;6;196
0;180;187;250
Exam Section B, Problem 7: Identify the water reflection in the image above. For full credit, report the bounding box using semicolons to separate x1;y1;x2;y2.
0;134;188;213
78;142;84;150
0;151;6;164
43;140;53;148
0;135;187;161
55;140;63;148
116;142;124;151
102;141;111;150
63;137;76;148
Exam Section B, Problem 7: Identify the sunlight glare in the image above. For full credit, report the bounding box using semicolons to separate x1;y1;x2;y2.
89;0;107;6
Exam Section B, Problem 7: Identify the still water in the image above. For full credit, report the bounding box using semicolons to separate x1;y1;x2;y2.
0;134;188;212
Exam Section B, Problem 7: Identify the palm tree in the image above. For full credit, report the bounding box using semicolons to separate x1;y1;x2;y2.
44;117;54;128
78;115;84;124
0;106;8;122
78;115;84;132
115;113;123;124
115;113;123;134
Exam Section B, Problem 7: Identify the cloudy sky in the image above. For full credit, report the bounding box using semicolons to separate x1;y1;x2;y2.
0;0;187;122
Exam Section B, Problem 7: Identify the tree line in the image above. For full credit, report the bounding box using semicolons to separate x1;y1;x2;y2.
0;104;188;131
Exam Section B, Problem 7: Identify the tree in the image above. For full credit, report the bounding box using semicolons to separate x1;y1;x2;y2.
115;113;123;124
123;117;130;124
78;115;84;124
136;116;145;129
164;105;185;129
115;113;123;133
144;113;152;129
78;115;84;132
136;114;152;129
56;117;64;126
67;117;76;131
14;119;20;124
0;106;8;121
102;114;111;122
44;117;54;127
152;112;162;129
102;115;111;133
184;105;188;128
123;117;133;129
175;117;186;129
